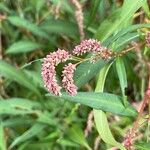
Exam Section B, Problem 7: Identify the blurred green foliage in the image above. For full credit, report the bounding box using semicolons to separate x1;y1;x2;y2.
0;0;150;149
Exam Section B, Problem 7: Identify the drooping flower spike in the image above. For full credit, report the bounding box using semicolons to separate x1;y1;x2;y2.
73;39;103;55
73;39;112;63
41;49;70;96
62;63;77;96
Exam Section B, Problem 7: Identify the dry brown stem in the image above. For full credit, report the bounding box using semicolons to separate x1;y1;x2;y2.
70;0;84;40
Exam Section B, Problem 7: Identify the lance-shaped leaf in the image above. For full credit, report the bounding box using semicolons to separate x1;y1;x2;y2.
47;92;137;117
116;57;128;106
6;41;43;54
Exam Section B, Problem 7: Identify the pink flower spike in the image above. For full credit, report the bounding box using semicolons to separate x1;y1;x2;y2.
41;49;71;96
62;63;78;96
41;60;62;96
73;39;102;55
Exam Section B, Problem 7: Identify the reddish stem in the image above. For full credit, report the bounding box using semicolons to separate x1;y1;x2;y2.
124;65;150;149
132;90;150;133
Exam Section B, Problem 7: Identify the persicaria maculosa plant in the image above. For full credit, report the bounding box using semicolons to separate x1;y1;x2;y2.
2;1;150;150
41;36;150;150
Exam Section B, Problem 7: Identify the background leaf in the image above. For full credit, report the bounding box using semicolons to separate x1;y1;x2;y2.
7;16;49;39
135;142;150;150
6;41;43;54
0;60;39;94
41;19;79;39
86;0;101;27
9;123;46;149
67;125;92;150
0;122;6;150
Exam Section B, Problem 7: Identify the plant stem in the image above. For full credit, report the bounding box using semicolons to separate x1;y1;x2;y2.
114;46;135;58
128;72;150;144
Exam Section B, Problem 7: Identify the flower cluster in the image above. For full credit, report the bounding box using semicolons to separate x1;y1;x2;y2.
41;39;112;96
62;63;77;96
41;49;70;96
123;129;136;149
70;0;84;40
73;39;102;55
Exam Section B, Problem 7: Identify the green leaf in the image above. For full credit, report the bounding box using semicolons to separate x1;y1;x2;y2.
0;98;58;126
67;125;92;150
18;141;53;150
7;16;49;39
105;23;150;47
93;110;126;150
6;41;43;54
86;0;101;27
95;62;113;91
116;57;128;106
0;98;38;115
94;63;126;150
0;108;35;116
135;142;150;150
112;32;139;51
9;123;46;149
142;1;150;18
116;58;127;92
74;59;107;88
0;98;40;110
0;60;39;94
96;0;145;42
41;19;78;39
0;122;6;150
47;92;137;117
57;139;79;147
